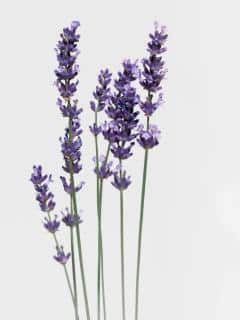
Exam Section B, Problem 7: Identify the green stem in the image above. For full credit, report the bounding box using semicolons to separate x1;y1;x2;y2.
134;116;150;320
47;213;75;308
98;142;111;320
63;263;76;307
70;199;79;320
68;117;91;320
99;179;106;320
119;159;126;320
70;170;91;320
94;110;101;320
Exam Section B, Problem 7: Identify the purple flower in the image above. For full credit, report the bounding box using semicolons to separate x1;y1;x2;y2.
30;165;56;212
61;208;83;227
140;93;164;116
44;215;60;233
57;98;82;118
111;170;131;191
90;69;112;113
54;247;71;265
60;176;84;194
103;60;140;160
114;59;139;91
60;128;83;174
89;123;102;136
55;22;84;188
110;142;135;160
93;155;114;179
55;21;80;99
140;22;167;112
137;124;161;149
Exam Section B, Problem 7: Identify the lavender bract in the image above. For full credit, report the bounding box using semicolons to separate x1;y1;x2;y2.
111;170;131;191
54;247;71;265
137;124;161;149
44;215;61;233
93;155;114;179
60;176;85;194
62;208;83;227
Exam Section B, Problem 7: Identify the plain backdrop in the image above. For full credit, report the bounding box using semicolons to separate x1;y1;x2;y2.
0;0;239;319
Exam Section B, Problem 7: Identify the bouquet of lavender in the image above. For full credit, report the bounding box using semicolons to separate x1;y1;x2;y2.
30;21;167;320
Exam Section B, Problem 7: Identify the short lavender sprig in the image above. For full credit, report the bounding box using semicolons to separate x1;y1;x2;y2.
135;22;168;320
55;21;90;320
30;165;75;307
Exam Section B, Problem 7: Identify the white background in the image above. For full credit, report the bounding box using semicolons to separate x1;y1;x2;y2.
0;0;239;319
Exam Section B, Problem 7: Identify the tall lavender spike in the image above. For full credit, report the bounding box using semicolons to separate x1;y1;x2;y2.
55;21;90;320
55;21;84;194
135;23;168;320
102;59;140;320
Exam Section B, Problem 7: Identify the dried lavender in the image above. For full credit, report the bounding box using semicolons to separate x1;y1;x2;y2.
135;22;168;320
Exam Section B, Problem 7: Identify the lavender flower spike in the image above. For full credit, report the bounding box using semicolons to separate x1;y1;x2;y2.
55;22;85;200
90;69;112;113
135;23;168;320
103;59;140;160
30;165;56;212
55;22;91;320
140;22;168;116
55;21;80;99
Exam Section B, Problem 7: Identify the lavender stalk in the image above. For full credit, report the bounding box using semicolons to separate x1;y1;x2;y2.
103;60;140;320
135;23;168;320
55;21;90;320
90;69;112;320
30;166;76;311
